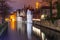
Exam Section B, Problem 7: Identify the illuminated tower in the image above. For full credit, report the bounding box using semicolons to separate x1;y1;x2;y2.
35;1;41;9
36;1;39;9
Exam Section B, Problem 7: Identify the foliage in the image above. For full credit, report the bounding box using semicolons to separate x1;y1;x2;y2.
57;2;60;18
0;0;11;23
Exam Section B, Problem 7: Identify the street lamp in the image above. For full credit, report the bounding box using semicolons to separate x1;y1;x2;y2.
41;14;47;19
41;14;45;19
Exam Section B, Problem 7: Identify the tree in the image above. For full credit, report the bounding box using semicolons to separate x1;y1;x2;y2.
49;0;55;23
57;1;60;19
0;0;11;23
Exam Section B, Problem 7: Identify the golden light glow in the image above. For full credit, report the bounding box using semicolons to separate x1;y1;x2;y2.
5;18;9;22
33;26;41;36
33;19;41;21
10;20;15;30
36;2;39;9
10;13;16;31
41;14;45;19
10;15;16;21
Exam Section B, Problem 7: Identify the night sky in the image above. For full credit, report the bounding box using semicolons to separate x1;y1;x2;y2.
7;0;42;11
7;0;56;11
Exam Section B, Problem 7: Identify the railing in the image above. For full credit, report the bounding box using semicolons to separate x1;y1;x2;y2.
0;22;8;37
33;20;60;32
33;21;60;40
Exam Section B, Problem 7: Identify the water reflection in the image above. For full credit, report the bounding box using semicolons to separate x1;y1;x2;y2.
17;17;23;32
9;14;16;31
8;19;46;40
8;10;45;40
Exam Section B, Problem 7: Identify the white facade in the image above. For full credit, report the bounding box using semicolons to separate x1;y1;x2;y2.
27;9;32;40
16;10;26;33
16;11;23;32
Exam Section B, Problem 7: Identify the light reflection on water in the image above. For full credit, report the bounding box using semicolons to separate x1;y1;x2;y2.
8;20;46;40
10;21;16;31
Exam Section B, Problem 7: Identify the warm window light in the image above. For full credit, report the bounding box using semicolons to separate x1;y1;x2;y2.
10;15;14;19
10;15;16;21
12;19;15;21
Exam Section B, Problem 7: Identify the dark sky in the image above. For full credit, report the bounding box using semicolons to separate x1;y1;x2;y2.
7;0;56;11
7;0;42;11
